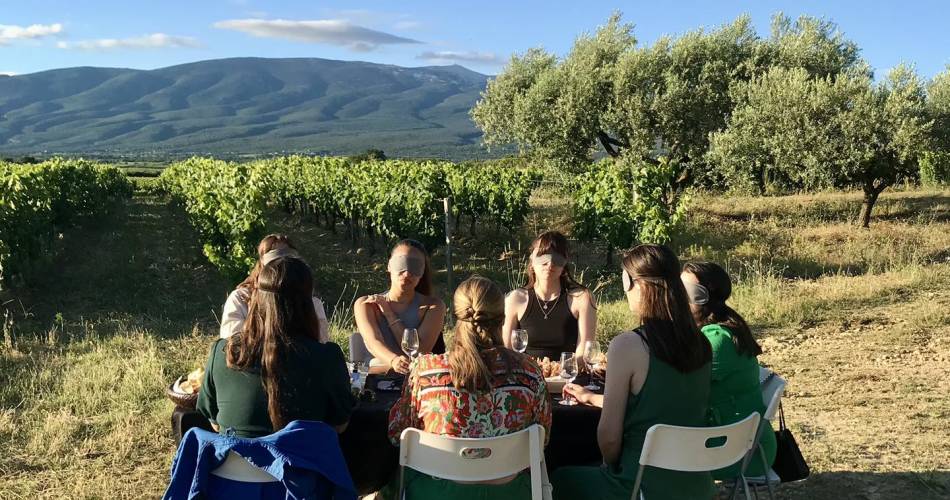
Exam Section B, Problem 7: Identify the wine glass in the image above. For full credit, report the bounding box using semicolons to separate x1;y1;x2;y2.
559;352;579;406
583;340;603;389
511;329;529;354
351;361;368;391
401;328;420;359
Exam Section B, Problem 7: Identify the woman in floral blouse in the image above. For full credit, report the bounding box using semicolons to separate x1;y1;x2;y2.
388;275;552;499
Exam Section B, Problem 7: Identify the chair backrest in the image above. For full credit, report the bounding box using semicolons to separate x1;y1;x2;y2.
348;331;372;364
639;413;761;472
759;368;787;421
210;450;279;483
399;425;549;500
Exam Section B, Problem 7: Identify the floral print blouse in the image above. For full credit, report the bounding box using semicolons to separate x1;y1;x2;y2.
388;348;552;446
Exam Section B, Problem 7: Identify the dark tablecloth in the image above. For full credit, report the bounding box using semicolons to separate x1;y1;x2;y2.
171;375;602;495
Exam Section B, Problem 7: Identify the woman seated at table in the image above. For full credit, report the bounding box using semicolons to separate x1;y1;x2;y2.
682;261;776;479
354;239;446;374
387;275;552;499
220;233;329;342
553;244;715;500
197;255;354;438
503;230;596;361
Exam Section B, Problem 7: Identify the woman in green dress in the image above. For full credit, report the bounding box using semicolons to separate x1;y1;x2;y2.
681;262;776;479
553;244;715;500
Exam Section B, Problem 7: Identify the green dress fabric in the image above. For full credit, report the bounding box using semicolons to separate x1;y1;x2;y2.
702;324;777;479
196;337;355;438
551;330;715;500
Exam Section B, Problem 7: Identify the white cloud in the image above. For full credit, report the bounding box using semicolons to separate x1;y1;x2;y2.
393;20;423;31
0;71;17;76
213;18;421;52
417;51;499;64
0;23;63;44
56;33;202;51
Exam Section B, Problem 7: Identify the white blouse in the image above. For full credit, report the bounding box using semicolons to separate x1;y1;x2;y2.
219;288;329;342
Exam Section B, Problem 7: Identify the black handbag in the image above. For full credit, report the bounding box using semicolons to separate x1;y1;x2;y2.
771;402;810;482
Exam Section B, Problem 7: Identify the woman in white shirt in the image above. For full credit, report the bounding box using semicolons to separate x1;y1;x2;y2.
219;234;330;342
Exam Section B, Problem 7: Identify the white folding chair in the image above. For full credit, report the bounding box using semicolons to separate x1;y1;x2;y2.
733;368;787;500
631;413;761;500
398;425;552;500
210;450;279;483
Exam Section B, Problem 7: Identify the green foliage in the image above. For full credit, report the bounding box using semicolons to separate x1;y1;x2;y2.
0;158;132;286
446;161;542;230
160;156;542;273
159;158;268;278
919;151;950;185
573;155;688;251
708;64;931;225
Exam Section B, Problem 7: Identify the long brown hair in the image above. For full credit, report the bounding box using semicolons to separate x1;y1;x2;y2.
226;256;322;430
622;244;711;373
392;239;434;296
239;234;297;290
449;276;514;392
522;231;585;293
683;262;762;358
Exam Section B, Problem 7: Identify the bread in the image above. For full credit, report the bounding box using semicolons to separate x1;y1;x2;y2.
178;367;205;394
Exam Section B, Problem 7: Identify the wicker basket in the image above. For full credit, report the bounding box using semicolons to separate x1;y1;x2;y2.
166;376;199;409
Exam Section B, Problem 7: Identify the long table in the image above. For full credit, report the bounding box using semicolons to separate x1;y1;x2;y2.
171;376;602;495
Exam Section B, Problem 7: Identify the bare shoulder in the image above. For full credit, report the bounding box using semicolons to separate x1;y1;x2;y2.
505;288;529;305
567;287;594;306
420;295;446;311
609;331;649;356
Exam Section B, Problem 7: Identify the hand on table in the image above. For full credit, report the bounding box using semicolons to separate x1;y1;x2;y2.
562;383;594;405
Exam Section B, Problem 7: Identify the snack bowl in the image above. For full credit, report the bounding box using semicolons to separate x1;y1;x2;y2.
544;376;567;394
166;376;199;409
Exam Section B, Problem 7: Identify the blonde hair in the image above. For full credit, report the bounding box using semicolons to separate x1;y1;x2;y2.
449;276;513;392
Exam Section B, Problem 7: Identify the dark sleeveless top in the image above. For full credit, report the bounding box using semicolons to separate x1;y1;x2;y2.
516;287;580;360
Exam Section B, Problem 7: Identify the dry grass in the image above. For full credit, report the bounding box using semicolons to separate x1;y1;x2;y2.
1;186;948;498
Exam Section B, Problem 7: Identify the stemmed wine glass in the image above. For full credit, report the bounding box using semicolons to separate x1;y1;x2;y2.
401;328;420;360
559;352;579;406
511;329;529;354
583;340;603;389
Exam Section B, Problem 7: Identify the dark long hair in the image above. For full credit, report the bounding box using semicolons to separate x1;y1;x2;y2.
622;244;711;373
239;234;297;290
226;257;322;430
522;231;585;293
393;238;434;296
449;276;514;392
683;262;762;358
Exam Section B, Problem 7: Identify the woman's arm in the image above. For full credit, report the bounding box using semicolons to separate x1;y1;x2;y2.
597;333;649;466
502;290;526;349
353;296;405;371
313;297;330;343
219;289;248;339
416;297;446;353
196;341;220;426
572;289;597;360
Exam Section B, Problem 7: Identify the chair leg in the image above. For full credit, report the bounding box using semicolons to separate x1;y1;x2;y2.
398;466;405;500
630;465;645;500
757;445;776;500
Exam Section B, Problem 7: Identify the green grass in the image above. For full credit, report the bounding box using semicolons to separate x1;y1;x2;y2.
1;185;948;498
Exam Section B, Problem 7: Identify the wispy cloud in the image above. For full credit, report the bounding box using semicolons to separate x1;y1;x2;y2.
0;71;17;76
56;33;202;51
214;18;422;52
393;20;423;31
0;23;63;45
417;51;499;65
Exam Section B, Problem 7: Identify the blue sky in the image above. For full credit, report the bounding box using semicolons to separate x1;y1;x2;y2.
2;0;948;79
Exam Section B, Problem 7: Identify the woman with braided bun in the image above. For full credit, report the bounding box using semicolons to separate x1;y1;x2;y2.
681;261;776;479
387;276;552;499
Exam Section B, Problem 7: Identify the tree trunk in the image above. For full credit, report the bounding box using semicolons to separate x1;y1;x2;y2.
605;243;613;267
858;184;884;228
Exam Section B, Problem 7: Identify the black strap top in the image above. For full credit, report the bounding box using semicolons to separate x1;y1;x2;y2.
516;287;579;360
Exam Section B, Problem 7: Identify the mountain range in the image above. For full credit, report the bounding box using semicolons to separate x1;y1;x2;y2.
0;57;496;159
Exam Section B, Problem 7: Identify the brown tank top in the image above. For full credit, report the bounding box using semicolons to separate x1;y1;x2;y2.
516;287;579;360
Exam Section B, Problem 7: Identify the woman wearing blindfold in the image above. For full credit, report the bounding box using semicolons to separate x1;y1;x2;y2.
502;231;596;362
354;239;446;375
681;262;776;480
553;245;714;500
220;234;329;343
